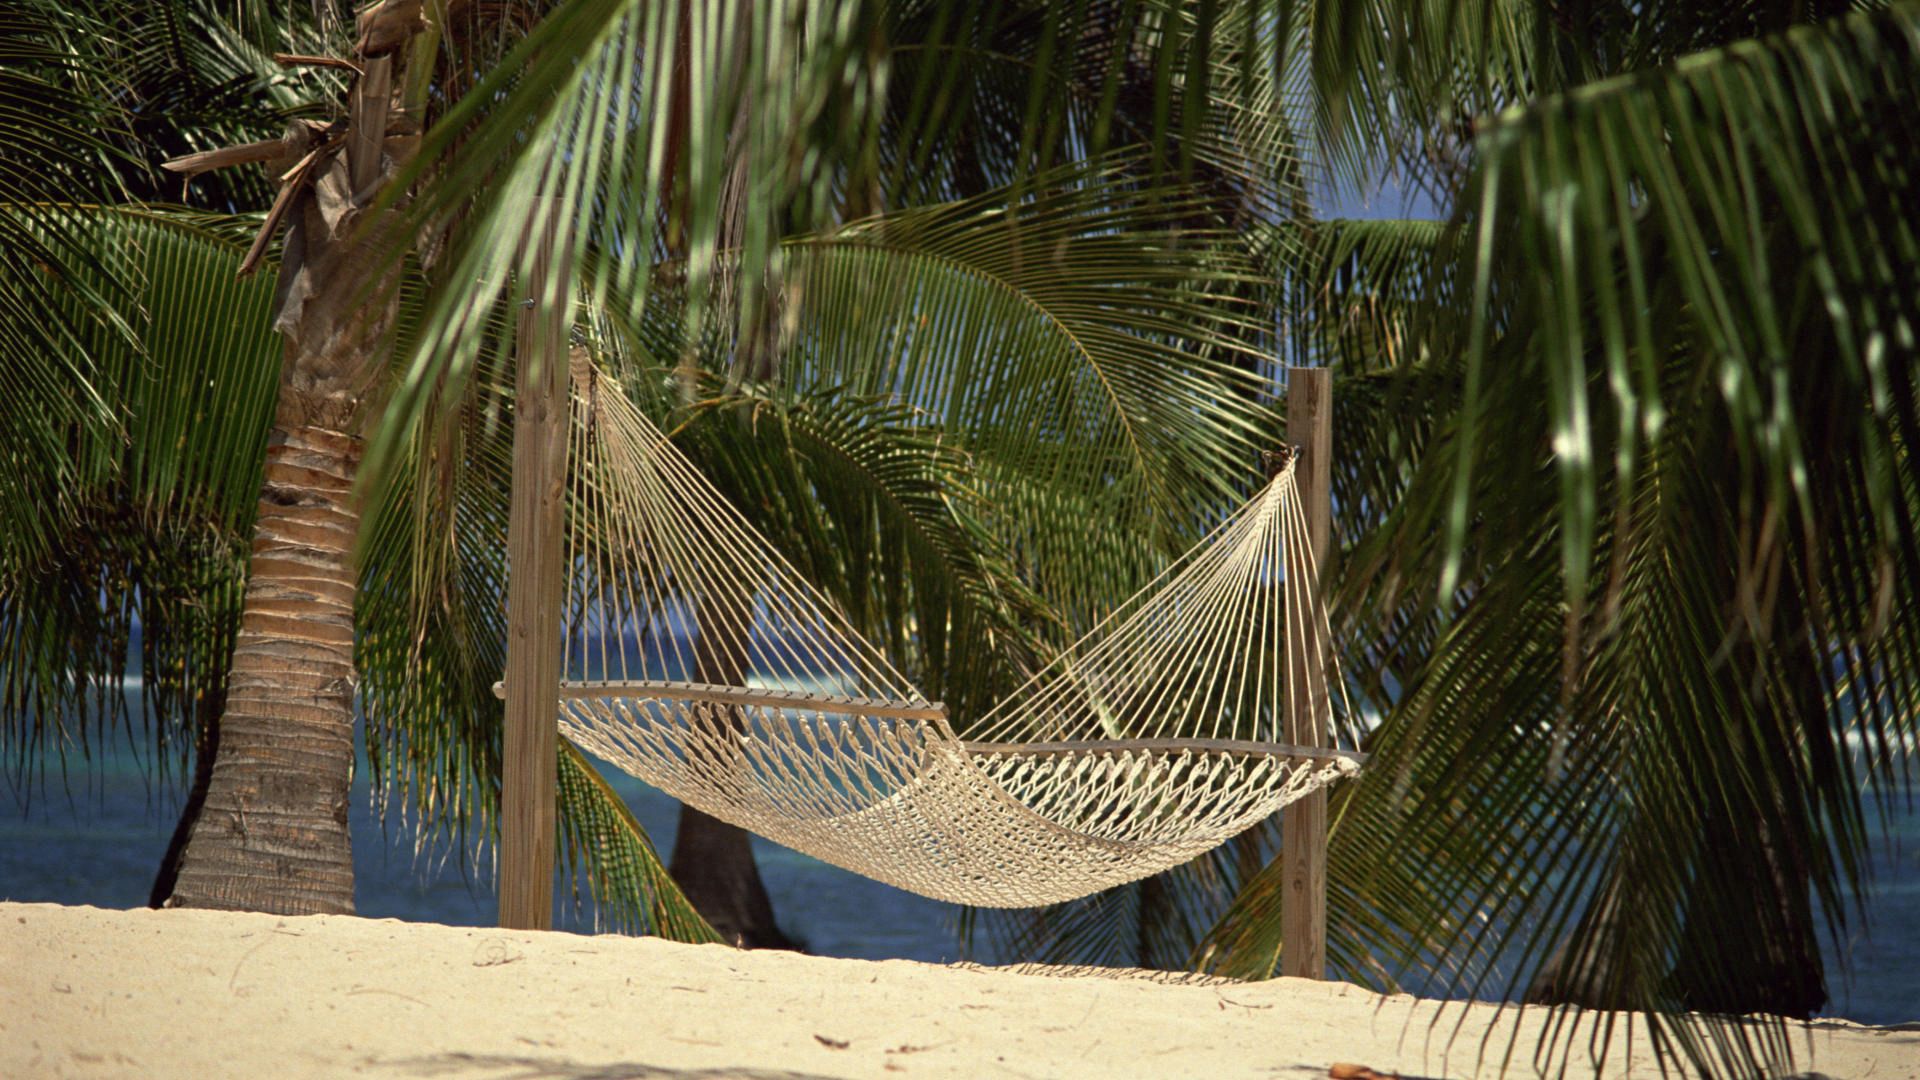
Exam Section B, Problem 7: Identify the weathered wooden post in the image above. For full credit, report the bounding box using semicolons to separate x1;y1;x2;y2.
1281;365;1332;979
500;199;569;930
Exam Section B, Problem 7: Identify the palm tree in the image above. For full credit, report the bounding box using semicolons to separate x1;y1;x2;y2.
0;0;715;935
1188;4;1920;1072
141;0;432;914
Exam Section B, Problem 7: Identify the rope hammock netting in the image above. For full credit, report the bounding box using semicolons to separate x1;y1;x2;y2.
501;364;1363;907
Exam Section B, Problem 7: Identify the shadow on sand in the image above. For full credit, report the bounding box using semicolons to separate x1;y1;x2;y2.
376;1052;840;1080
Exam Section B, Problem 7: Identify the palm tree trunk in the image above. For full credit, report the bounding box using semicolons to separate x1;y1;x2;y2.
162;20;415;911
669;807;793;948
162;421;364;913
148;685;223;907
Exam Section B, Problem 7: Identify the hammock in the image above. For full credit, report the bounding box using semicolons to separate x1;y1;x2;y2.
504;368;1363;908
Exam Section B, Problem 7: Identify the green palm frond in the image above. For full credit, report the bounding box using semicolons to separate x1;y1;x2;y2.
1239;1;1539;199
1260;218;1457;371
0;0;329;506
107;0;331;207
869;1;1309;216
1202;6;1920;1075
367;0;876;479
1274;2;1872;203
776;165;1281;627
13;0;334;210
1440;4;1920;610
0;3;143;450
0;202;712;941
364;0;1312;496
659;383;1049;722
558;738;722;938
0;205;280;785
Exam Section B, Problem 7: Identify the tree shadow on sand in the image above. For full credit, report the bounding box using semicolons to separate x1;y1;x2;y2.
377;1052;839;1080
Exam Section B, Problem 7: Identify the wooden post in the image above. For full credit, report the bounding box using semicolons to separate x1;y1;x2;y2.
1281;366;1332;979
500;199;570;930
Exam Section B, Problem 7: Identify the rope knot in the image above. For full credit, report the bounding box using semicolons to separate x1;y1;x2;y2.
1260;445;1302;479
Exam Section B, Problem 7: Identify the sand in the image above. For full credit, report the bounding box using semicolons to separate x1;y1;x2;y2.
3;902;1913;1079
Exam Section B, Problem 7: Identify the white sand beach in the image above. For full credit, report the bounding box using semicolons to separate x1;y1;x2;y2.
3;902;1914;1079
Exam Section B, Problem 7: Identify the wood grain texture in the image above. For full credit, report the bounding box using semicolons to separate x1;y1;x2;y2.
1281;366;1332;980
500;199;570;931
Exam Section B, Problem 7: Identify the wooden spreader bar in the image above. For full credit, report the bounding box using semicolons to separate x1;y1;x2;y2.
964;737;1365;765
491;678;948;721
493;679;1362;765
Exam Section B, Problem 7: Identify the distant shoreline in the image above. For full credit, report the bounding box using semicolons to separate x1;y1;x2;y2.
5;902;1915;1079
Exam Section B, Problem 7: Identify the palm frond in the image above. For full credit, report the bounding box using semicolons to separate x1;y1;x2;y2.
0;203;712;941
868;1;1309;217
777;164;1282;626
558;737;721;938
1260;217;1458;371
364;0;1314;497
0;205;280;791
1202;7;1920;1075
0;2;146;440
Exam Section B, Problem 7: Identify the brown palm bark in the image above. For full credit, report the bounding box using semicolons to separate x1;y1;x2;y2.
669;808;793;948
163;422;366;912
162;5;421;914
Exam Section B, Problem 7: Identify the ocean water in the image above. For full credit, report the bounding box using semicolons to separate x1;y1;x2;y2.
3;734;1914;1025
0;735;975;965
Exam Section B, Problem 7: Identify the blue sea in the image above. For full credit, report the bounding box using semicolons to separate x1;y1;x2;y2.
3;727;1914;1025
